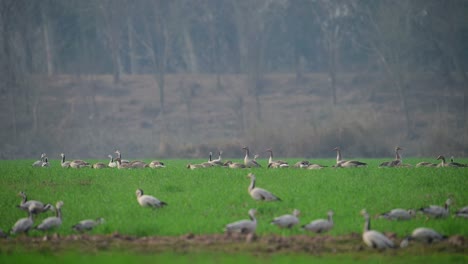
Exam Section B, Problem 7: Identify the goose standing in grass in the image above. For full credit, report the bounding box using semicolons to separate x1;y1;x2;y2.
224;161;246;169
266;149;289;168
35;201;64;232
92;162;108;169
10;211;34;235
361;209;395;249
136;189;167;208
333;147;367;168
32;153;46;167
17;191;54;215
437;155;466;167
271;209;300;229
419;198;451;218
60;153;71;168
302;210;334;234
378;208;416;221
247;173;281;201
379;147;403;167
455;206;468;218
149;160;165;168
400;228;447;248
242;146;261;167
72;218;105;233
224;209;257;235
108;155;117;168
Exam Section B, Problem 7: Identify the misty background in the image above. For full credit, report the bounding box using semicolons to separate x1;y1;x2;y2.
0;0;467;160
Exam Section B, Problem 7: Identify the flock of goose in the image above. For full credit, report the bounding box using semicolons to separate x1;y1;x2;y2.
32;146;467;169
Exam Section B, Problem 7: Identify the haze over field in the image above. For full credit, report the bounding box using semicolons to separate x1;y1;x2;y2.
0;0;467;159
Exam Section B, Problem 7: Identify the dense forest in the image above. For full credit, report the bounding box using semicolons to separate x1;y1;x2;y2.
1;0;467;159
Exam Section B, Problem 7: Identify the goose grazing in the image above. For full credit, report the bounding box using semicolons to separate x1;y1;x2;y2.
400;227;447;248
136;189;167;208
379;147;403;167
378;208;416;221
108;155;117;168
149;160;165;168
32;153;46;167
455;206;468;218
72;217;105;233
224;209;257;235
224;160;246;169
242;146;261;168
247;173;281;201
302;210;334;234
266;149;289;168
92;162;108;169
60;153;71;168
419;198;451;218
333;147;367;168
361;209;395;249
10;211;34;235
437;155;466;168
17;191;53;215
271;209;300;229
35;201;64;232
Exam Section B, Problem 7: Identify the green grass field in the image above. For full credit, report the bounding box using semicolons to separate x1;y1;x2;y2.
0;158;467;263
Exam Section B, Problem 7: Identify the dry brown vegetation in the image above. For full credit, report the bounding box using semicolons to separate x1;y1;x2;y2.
0;73;466;159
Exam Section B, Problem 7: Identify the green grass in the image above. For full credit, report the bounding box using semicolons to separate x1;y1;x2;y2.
0;158;467;263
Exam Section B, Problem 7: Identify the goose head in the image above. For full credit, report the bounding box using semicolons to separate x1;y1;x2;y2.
333;147;341;151
55;201;64;209
293;209;300;217
436;155;445;161
136;189;144;197
247;173;256;180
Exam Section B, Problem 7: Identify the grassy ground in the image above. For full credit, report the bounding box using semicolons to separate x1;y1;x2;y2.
0;159;467;263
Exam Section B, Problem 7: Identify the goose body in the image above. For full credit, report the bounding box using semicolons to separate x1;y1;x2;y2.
129;161;148;168
271;209;300;229
361;210;395;249
36;201;64;231
294;160;310;168
187;163;204;169
415;161;437;167
10;211;34;235
266;149;289;168
302;210;334;234
379;208;416;221
333;147;367;168
437;155;466;167
225;209;257;234
92;162;108;169
149;160;165;168
224;161;246;168
455;206;468;218
32;153;46;167
379;147;403;167
307;163;328;169
400;227;446;247
419;199;451;218
60;153;90;168
60;153;71;168
247;173;281;201
116;158;131;169
136;189;167;208
72;218;105;233
108;155;117;168
242;146;261;168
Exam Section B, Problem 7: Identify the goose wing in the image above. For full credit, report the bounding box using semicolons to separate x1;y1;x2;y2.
251;187;281;201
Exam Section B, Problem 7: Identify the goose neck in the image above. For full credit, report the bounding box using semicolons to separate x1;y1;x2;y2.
364;215;370;232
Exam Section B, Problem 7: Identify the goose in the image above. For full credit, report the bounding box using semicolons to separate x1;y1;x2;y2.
400;227;447;248
437;155;466;168
187;163;204;169
333;147;367;168
32;153;46;167
115;150;144;166
223;161;246;169
114;150;130;164
242;146;261;168
271;209;300;229
72;217;105;233
361;209;395;249
35;201;64;231
247;173;281;201
419;198;451;218
130;161;148;168
379;147;403;167
209;151;224;166
378;208;416;221
307;163;328;169
149;160;165;168
294;160;310;168
266;149;289;168
455;206;468;218
116;158;131;169
415;161;438;167
41;157;50;167
60;153;89;168
302;210;334;234
10;211;34;235
92;162;108;169
108;155;117;168
17;191;54;215
449;156;467;167
224;209;257;235
60;153;71;168
135;189;167;208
